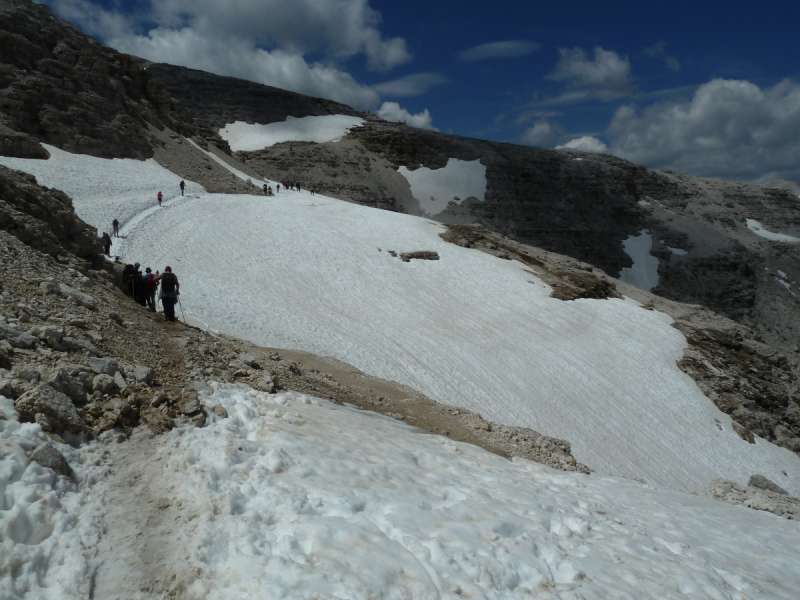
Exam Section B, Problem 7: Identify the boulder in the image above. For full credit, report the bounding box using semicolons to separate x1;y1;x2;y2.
61;336;99;355
12;365;41;382
182;398;202;416
151;390;169;408
28;442;71;477
133;365;154;385
749;474;789;495
113;371;128;390
213;404;228;419
47;368;86;404
15;384;83;432
239;353;257;368
57;284;96;309
0;322;38;349
92;374;117;394
89;357;120;376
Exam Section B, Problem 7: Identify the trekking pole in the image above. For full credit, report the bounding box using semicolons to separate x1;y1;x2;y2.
178;295;186;323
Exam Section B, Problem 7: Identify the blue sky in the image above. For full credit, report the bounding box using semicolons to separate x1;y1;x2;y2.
36;0;800;183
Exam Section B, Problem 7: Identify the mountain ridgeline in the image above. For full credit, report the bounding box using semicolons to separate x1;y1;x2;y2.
1;0;799;366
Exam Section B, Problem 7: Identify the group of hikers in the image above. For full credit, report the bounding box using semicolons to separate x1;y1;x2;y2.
261;180;321;196
120;262;182;322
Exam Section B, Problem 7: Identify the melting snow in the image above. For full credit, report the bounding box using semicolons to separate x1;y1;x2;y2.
398;158;486;216
619;230;660;291
746;219;800;242
219;115;365;152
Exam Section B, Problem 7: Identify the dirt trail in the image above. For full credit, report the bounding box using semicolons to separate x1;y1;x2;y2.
90;430;190;599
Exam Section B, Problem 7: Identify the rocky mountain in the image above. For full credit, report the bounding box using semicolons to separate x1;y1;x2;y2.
1;0;799;457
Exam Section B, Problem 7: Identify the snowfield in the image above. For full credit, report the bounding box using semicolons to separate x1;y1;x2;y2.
3;147;800;498
2;137;800;597
398;158;487;216
219;115;365;151
4;389;800;599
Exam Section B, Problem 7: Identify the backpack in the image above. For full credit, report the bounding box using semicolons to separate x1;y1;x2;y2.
146;274;157;291
161;272;176;293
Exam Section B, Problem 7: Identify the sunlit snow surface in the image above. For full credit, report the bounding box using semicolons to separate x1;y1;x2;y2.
746;219;800;242
2;149;800;497
219;115;365;152
4;390;800;599
398;158;486;216
619;229;660;291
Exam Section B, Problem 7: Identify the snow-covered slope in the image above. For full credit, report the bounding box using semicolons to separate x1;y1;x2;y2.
3;148;799;497
219;115;365;151
4;389;800;599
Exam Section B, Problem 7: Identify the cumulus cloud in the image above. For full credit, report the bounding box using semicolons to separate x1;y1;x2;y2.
115;27;380;109
644;41;681;73
546;46;631;102
607;78;800;181
372;73;449;97
457;40;541;62
556;136;609;153
377;102;438;130
39;0;412;110
519;120;559;146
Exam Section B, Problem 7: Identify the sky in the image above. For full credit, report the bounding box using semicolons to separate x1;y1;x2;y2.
35;0;800;184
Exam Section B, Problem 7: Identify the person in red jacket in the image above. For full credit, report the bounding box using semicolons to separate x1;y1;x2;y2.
157;191;163;206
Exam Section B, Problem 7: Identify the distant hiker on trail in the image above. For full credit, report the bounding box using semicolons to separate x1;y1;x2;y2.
101;232;112;256
296;182;301;192
155;266;180;322
157;191;163;206
179;180;185;196
267;186;273;196
276;183;280;193
144;267;158;311
263;183;268;195
112;219;119;237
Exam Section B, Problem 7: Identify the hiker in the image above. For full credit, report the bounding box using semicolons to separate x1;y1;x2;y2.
120;262;136;297
154;266;180;322
112;219;119;237
267;186;273;196
276;183;280;193
157;191;163;206
101;232;112;256
263;183;268;195
179;180;185;196
144;267;158;311
296;182;301;192
133;263;147;306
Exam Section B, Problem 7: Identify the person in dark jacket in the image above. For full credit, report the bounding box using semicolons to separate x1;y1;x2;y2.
101;232;112;256
179;180;185;196
154;266;180;322
112;219;119;237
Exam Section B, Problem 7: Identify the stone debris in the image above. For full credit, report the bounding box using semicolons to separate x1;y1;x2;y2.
699;478;799;520
28;442;72;477
15;384;83;433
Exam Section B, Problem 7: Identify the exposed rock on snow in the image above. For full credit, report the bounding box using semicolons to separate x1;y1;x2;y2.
28;441;71;476
700;478;800;519
15;383;83;432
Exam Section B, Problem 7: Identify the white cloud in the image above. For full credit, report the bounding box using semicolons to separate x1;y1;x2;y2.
546;46;631;102
372;73;449;97
39;0;413;111
377;102;438;130
457;40;541;62
607;78;800;181
114;27;380;109
519;120;558;146
556;136;609;153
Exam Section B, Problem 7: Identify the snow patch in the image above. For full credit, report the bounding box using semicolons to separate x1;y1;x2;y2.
746;219;800;242
619;230;660;291
219;115;365;151
115;385;800;599
667;246;688;256
398;158;487;216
